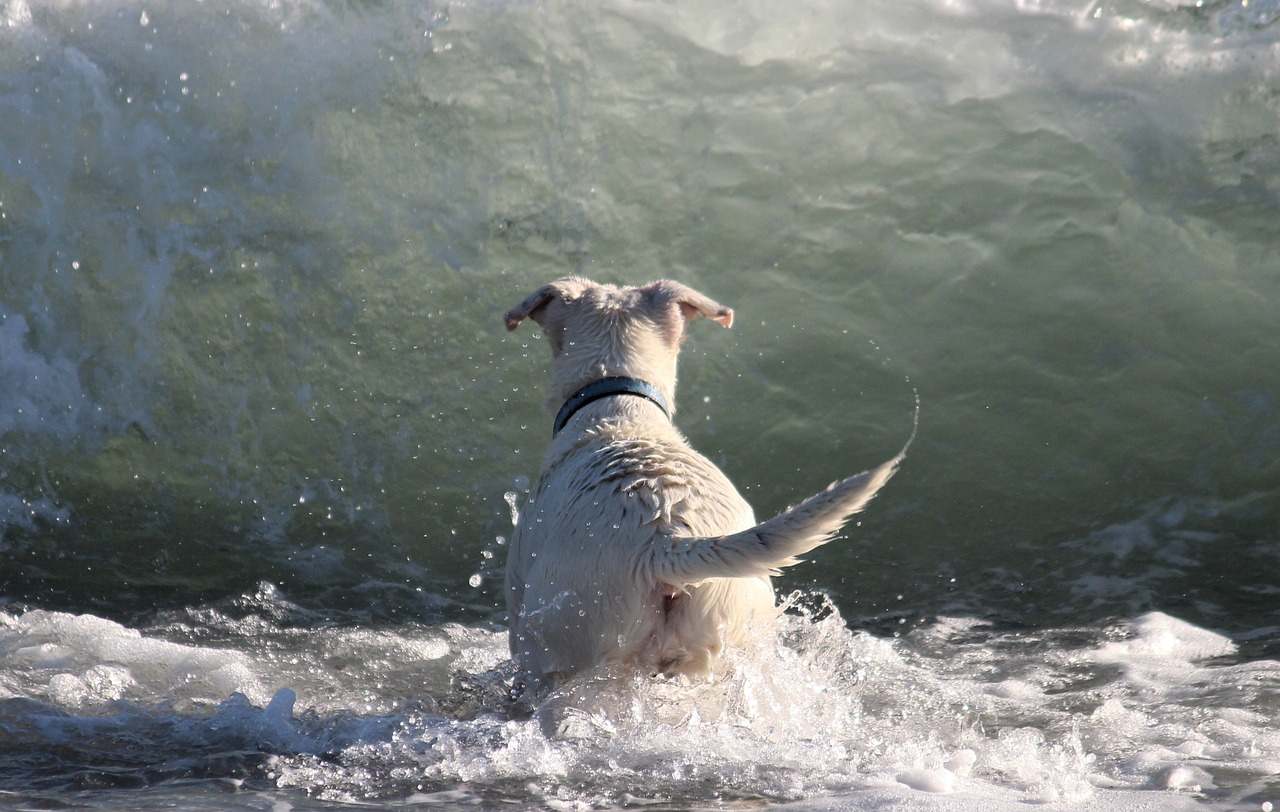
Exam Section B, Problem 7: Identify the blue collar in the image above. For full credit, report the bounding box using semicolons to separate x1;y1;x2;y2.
552;376;671;436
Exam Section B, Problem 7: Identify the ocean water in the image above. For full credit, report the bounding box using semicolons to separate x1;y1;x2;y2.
1;0;1279;809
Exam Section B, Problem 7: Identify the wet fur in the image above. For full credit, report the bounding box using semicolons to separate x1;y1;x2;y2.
504;277;906;701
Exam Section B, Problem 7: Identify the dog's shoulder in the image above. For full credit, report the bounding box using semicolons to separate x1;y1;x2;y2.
537;417;754;537
544;417;700;481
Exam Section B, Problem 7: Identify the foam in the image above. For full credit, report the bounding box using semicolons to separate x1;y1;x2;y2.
3;601;1278;809
775;784;1211;811
0;609;270;709
270;605;1147;806
1093;611;1236;663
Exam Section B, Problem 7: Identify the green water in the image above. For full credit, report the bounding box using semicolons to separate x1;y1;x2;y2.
1;0;1277;630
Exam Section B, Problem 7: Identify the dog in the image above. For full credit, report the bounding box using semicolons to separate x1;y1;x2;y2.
503;277;909;702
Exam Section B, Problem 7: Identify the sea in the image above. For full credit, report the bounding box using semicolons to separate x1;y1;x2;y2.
1;0;1278;809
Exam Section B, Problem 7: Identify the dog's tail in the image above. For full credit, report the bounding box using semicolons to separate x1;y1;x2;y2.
646;395;918;588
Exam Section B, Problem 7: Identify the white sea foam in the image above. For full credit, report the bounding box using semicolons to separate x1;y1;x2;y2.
1093;611;1236;664
0;608;272;709
5;599;1276;809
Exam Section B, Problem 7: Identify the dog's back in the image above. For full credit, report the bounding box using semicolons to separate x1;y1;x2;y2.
506;406;776;690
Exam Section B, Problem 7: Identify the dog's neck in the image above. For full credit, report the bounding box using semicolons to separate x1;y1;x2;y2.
552;376;671;436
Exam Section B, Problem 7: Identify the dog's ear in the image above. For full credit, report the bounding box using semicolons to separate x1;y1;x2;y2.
504;286;555;332
643;280;734;330
504;277;585;332
505;277;592;357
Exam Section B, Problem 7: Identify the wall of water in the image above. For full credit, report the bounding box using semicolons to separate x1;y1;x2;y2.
1;0;1277;634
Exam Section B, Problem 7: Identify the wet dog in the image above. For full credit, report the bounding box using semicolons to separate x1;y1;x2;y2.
503;277;907;701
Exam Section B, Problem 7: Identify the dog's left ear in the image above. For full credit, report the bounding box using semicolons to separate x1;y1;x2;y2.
504;286;556;332
643;280;734;329
506;277;593;357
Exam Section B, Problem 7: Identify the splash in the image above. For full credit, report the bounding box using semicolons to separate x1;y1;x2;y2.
2;594;1278;808
268;595;1105;806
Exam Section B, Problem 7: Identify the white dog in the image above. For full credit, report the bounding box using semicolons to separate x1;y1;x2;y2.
503;277;908;701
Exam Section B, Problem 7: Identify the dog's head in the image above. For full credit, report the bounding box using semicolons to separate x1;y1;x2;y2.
505;277;733;414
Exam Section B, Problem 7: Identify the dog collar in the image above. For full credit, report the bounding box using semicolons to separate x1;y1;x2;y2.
553;376;671;436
